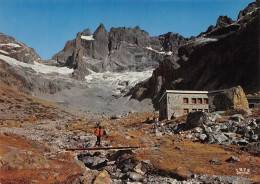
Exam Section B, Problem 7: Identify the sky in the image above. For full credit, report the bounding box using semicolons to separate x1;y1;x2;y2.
0;0;255;60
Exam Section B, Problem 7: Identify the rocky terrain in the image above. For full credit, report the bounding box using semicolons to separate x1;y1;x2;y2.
131;2;259;104
153;111;260;147
0;89;259;183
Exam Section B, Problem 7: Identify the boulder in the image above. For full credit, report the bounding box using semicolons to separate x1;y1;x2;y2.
134;163;145;175
183;112;208;130
231;137;238;145
220;124;228;131
82;156;95;166
92;157;107;168
81;153;108;169
210;158;219;163
226;156;240;162
251;134;258;142
155;130;163;137
203;126;212;133
212;125;221;132
227;86;249;109
237;139;248;146
249;120;257;128
206;133;215;144
127;172;144;182
186;134;193;139
93;170;111;184
210;113;222;122
225;133;236;138
118;158;136;173
228;125;238;133
215;134;228;144
211;86;249;111
175;146;182;151
230;114;244;122
193;127;203;133
199;134;207;141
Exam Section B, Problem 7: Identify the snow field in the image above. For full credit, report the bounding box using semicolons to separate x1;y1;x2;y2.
0;54;74;75
146;47;172;55
85;70;153;94
0;43;21;48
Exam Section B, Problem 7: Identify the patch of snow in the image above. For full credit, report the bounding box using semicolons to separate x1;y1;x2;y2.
146;47;153;50
32;62;74;75
0;50;9;55
196;31;234;43
0;54;73;75
81;35;94;41
85;70;153;94
146;47;168;55
0;43;21;48
166;51;172;55
195;37;218;43
183;37;218;46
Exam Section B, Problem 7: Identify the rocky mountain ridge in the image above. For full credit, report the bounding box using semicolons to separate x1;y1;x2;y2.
0;33;41;64
51;24;186;79
131;2;259;104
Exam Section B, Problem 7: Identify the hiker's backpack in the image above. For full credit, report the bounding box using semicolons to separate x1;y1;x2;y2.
103;130;107;136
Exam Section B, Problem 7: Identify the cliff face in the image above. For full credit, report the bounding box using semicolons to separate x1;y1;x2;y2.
0;33;43;92
51;24;186;79
0;59;28;92
133;2;259;103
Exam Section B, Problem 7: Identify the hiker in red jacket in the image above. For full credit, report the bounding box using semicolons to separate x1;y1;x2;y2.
94;126;102;146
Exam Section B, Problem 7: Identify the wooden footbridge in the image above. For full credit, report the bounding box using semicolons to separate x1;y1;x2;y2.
65;146;140;152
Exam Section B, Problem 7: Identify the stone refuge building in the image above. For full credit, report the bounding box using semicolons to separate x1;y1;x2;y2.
159;86;249;120
159;90;209;120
